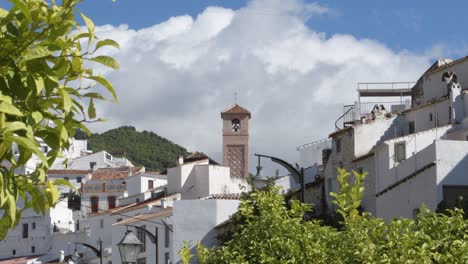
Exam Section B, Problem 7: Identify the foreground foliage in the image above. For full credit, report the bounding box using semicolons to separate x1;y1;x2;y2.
0;0;118;238
83;126;189;171
182;169;468;263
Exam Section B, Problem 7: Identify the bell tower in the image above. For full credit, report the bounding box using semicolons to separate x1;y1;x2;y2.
221;104;251;178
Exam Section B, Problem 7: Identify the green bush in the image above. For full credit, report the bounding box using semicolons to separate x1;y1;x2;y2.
182;169;468;263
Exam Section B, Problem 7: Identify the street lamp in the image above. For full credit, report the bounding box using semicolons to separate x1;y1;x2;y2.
255;153;305;203
75;239;103;264
118;230;143;264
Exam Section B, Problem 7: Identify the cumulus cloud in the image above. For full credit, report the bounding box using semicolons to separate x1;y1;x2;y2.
88;0;433;174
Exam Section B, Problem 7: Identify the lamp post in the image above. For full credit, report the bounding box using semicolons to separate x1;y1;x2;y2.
254;153;305;203
75;239;103;264
118;230;143;264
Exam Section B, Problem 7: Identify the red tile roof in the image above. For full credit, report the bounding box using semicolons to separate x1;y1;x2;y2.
90;166;142;181
221;104;251;118
204;193;244;200
47;169;90;175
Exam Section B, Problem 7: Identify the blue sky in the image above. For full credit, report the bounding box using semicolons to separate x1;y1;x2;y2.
3;0;467;171
71;0;467;55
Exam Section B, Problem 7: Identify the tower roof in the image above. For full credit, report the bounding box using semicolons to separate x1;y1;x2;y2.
221;104;251;118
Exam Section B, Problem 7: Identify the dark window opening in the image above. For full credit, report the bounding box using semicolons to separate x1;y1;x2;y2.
137;226;146;253
32;222;36;230
77;177;82;183
165;225;170;248
408;121;415;134
31;246;35;253
148;180;154;189
449;106;452;121
91;196;99;213
12;250;16;255
108;196;116;209
231;119;240;132
22;223;29;238
165;252;170;264
75;220;79;231
90;162;97;170
429;113;433;122
336;138;342;153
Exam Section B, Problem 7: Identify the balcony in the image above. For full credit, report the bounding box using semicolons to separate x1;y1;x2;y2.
335;82;415;129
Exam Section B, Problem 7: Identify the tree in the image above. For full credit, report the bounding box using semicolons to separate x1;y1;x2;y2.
184;169;468;263
0;0;119;239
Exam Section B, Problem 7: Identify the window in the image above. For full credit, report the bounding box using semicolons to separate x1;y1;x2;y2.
165;252;170;264
395;141;406;162
336;138;342;153
449;106;452;121
31;246;35;253
91;196;99;213
22;223;29;238
42;146;48;153
466;135;468;141
108;196;116;209
75;220;80;231
32;222;36;230
408;121;415;134
137;226;146;253
90;162;97;170
137;258;146;264
165;225;170;248
136;198;140;203
429;113;433;122
231;119;240;132
12;250;16;255
100;219;104;229
77;177;82;183
148;180;154;189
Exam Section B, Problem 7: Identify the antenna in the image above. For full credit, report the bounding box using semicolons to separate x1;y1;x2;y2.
234;91;238;104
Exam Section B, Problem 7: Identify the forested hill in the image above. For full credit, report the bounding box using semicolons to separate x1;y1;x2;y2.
80;126;189;171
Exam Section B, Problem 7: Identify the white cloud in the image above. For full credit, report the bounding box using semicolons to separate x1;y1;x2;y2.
88;0;433;175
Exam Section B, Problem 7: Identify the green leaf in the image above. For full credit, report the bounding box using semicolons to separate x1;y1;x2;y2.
79;11;95;48
88;98;96;119
46;181;59;205
31;111;43;124
87;75;118;101
10;0;31;22
89;56;120;69
94;39;120;51
5;135;47;164
0;8;8;18
54;178;76;190
3;121;27;133
0;101;23;116
23;46;51;61
58;87;72;113
7;194;16;225
33;76;45;95
0;214;11;240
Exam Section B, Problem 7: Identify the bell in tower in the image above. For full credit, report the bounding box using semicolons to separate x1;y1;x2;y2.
221;104;251;178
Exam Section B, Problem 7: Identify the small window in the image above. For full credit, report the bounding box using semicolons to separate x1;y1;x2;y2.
108;196;116;209
327;178;332;194
165;225;170;248
429;113;433;122
395;141;406;162
100;219;104;229
408;121;415;134
449;106;452;121
148;180;154;189
23;223;29;238
165;252;170;264
90;162;97;170
231;119;241;132
32;222;36;230
31;246;35;253
137;226;146;253
76;177;82;183
336;138;342;153
136;198;140;203
42;146;48;153
12;250;16;255
91;196;99;213
75;220;80;231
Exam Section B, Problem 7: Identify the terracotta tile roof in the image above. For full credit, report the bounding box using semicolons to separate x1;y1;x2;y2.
0;255;44;264
184;152;219;165
113;208;173;226
203;193;244;200
89;166;144;181
221;104;251;118
47;169;90;175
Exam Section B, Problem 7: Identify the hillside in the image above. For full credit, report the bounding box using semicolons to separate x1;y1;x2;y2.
82;126;189;171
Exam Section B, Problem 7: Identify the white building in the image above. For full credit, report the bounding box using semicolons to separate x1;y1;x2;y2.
313;56;468;219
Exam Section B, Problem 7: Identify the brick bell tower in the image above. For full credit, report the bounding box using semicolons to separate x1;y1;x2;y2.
221;104;251;178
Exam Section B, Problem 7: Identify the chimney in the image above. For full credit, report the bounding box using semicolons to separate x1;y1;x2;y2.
161;199;167;208
176;156;184;166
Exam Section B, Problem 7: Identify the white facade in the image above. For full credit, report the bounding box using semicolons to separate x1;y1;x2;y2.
167;159;249;200
65;151;133;170
125;173;167;197
171;199;240;264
